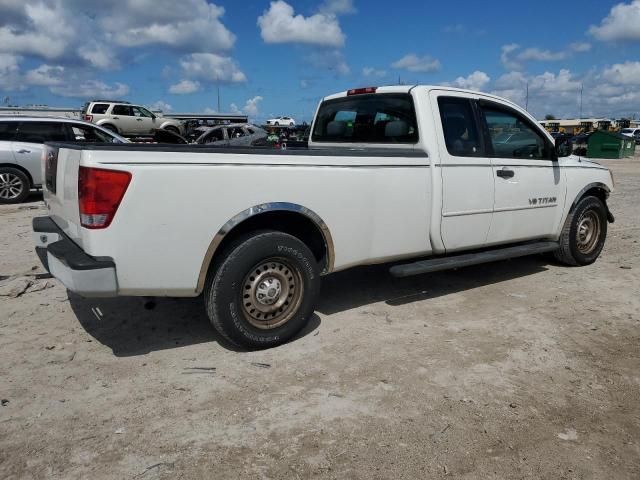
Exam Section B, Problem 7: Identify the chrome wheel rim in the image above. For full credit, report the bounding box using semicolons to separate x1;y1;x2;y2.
241;258;304;329
0;173;24;200
576;210;601;254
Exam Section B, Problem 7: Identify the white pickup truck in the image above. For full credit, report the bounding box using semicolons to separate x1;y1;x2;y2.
33;85;615;349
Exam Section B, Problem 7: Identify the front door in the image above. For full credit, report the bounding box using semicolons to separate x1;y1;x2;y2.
432;92;494;252
478;100;566;244
132;106;156;134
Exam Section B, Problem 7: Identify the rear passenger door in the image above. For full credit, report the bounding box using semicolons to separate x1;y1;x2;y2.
431;92;494;252
478;100;566;244
0;121;19;165
111;105;136;135
13;122;71;186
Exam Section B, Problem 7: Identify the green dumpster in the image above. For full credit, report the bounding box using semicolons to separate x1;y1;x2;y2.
586;130;634;159
622;136;636;157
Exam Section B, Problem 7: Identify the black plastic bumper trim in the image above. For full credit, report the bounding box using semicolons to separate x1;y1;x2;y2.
32;216;60;233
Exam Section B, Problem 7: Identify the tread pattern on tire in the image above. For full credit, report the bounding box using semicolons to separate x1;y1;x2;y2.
554;195;605;266
204;230;319;348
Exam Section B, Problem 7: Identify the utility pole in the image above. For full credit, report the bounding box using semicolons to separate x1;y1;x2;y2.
579;83;583;121
525;82;529;111
217;84;221;113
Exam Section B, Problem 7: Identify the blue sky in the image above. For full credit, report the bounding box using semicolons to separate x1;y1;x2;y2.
1;0;639;121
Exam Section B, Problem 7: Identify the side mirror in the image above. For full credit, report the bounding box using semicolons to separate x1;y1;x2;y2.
555;136;573;158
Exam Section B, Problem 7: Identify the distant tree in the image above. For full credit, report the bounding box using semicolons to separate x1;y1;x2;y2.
544;114;557;120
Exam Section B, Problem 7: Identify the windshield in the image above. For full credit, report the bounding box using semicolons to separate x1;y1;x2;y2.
621;129;633;134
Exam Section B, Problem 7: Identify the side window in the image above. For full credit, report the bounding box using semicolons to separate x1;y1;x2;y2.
0;121;19;141
90;103;109;114
438;97;483;157
481;105;550;160
15;122;70;144
228;127;245;138
312;94;418;143
132;106;153;118
70;125;115;143
112;105;132;116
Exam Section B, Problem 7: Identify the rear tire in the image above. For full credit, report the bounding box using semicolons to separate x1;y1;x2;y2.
101;123;118;134
164;125;179;135
204;231;320;349
554;196;607;266
0;167;30;204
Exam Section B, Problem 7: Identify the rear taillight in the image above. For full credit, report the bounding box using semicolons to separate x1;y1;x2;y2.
78;167;131;229
347;87;377;96
83;114;93;122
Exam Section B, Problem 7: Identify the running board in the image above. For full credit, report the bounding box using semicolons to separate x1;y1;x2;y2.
389;241;559;278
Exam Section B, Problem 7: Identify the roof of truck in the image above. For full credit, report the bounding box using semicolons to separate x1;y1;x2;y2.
321;84;526;116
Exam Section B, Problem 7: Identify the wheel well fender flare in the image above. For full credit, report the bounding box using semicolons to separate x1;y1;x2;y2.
569;182;614;223
196;202;335;294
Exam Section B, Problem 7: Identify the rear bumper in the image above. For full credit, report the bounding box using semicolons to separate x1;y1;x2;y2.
33;216;118;297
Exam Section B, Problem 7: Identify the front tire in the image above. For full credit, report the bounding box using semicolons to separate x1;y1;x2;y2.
554;196;607;266
204;231;320;349
0;167;30;204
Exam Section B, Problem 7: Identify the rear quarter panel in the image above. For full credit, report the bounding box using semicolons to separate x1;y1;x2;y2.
74;150;432;296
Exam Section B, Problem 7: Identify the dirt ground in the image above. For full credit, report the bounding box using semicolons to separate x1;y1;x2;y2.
1;158;639;480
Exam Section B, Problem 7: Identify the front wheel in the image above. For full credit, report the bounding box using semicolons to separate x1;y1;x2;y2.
204;231;320;349
554;196;607;266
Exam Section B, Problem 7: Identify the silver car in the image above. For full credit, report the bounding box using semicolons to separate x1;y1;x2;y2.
195;123;267;146
0;117;127;204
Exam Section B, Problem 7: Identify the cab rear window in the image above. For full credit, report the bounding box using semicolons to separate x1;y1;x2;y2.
312;93;418;143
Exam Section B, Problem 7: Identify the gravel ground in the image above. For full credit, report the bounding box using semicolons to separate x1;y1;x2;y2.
1;157;639;479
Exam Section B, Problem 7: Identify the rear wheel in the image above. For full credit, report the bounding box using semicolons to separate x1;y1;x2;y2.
164;125;179;135
275;122;280;126
554;196;607;266
101;123;118;134
204;231;320;349
0;167;30;204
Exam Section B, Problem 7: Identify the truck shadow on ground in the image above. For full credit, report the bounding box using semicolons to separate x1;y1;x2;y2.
68;255;550;356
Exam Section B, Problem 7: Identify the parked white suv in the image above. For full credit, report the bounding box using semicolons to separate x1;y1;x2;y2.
82;100;185;137
266;116;295;126
0;117;127;203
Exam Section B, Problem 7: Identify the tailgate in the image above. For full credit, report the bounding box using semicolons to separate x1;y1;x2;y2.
43;145;85;248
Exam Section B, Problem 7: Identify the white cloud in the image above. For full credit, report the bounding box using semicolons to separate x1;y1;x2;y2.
501;42;590;70
446;71;491;91
0;53;23;90
169;79;201;94
569;42;592;52
0;2;73;60
24;64;64;86
320;0;356;14
148;100;172;112
179;53;246;83
100;0;235;52
391;54;441;73
77;43;120;70
589;0;640;42
517;48;566;62
258;1;346;47
50;80;130;99
362;67;387;78
229;96;263;119
602;61;640;85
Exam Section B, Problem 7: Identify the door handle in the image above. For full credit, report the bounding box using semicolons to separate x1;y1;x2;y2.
17;149;31;154
136;118;143;121
112;116;119;119
496;167;515;179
